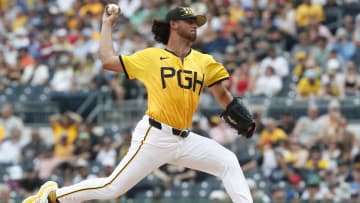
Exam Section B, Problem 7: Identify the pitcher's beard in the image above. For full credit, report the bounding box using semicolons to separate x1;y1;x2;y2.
179;30;197;42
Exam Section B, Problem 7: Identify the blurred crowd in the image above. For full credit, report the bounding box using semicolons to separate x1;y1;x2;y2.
1;0;360;202
1;97;360;202
1;0;360;102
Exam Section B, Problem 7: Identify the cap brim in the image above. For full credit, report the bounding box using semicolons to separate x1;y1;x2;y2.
195;15;207;27
175;15;207;27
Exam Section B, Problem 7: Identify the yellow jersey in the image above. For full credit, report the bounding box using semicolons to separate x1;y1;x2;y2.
120;48;229;129
53;123;79;144
259;128;288;150
295;4;324;27
297;78;321;98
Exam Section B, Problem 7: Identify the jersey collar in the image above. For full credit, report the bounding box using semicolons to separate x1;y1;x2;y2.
164;48;192;58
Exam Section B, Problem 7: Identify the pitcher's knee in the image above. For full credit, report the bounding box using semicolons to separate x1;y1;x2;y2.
225;151;239;166
104;185;124;199
99;178;127;199
221;151;241;173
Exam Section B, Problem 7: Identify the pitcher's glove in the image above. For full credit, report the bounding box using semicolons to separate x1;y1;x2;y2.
220;98;256;138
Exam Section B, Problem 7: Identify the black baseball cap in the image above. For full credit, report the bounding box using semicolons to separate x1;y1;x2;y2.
166;6;207;27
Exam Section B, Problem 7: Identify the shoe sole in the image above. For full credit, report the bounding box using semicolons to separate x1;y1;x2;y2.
23;181;58;203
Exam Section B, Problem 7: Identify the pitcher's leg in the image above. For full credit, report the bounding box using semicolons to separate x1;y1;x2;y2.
172;133;253;203
56;127;169;202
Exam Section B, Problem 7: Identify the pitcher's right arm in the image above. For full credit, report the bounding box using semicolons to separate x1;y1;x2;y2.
99;6;123;73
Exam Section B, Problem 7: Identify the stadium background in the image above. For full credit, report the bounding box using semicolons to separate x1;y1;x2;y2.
1;0;360;202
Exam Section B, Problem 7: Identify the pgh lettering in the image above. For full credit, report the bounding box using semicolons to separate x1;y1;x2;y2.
161;67;204;95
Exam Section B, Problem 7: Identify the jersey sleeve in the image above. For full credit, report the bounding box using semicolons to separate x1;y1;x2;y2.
204;56;229;87
119;49;150;80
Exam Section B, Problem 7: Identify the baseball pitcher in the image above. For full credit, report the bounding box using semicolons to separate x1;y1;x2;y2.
23;5;256;203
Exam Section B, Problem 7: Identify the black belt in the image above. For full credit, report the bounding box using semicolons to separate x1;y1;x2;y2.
148;118;189;138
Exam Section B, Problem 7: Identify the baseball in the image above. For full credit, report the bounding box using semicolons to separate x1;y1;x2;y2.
106;4;120;15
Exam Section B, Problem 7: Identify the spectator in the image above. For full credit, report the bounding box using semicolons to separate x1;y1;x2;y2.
12;27;30;49
259;48;289;78
95;136;116;167
331;28;356;63
296;69;322;99
0;104;24;138
343;15;355;41
6;164;23;192
100;158;116;177
310;35;330;69
343;60;360;96
285;174;303;203
259;118;287;151
190;115;210;138
246;53;260;80
52;29;73;53
208;116;237;146
49;111;82;145
301;174;332;202
50;53;74;92
246;178;270;203
54;133;74;160
56;162;75;187
323;0;345;33
322;137;342;170
275;2;296;37
21;128;46;161
292;104;322;147
229;63;250;96
73;28;98;61
253;66;282;97
105;72;126;103
283;137;309;169
270;186;287;203
337;117;357;158
291;31;312;59
79;0;104;20
295;0;324;29
317;100;343;140
18;167;43;197
291;51;307;82
304;146;330;172
20;57;49;85
319;60;345;99
17;47;35;70
72;159;97;184
0;128;25;164
307;13;334;44
337;159;352;184
34;146;64;180
2;40;17;68
73;132;97;161
118;0;142;18
228;0;245;24
278;111;295;135
72;58;97;90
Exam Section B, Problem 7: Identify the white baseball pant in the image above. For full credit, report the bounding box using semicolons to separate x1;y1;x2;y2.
56;115;253;203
